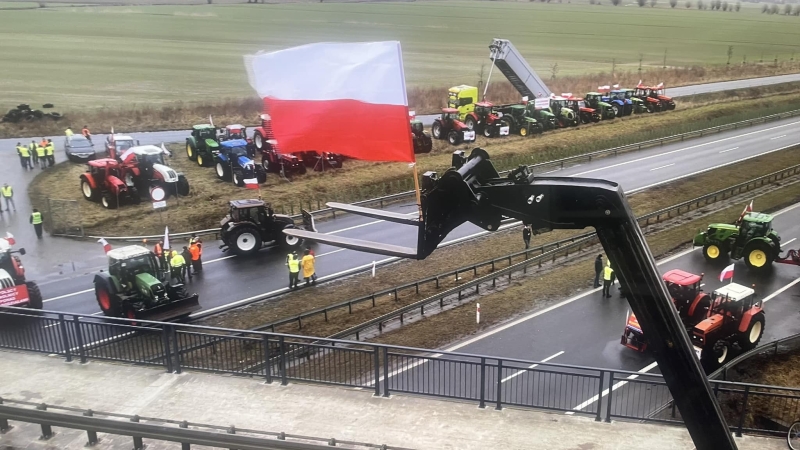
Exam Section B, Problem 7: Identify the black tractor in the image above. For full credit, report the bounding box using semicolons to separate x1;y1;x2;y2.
219;200;317;256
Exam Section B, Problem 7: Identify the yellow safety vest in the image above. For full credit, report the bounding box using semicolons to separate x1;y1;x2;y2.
45;144;54;156
1;186;11;198
65;129;74;137
287;255;300;273
31;212;42;224
17;146;30;157
170;253;186;267
603;265;614;281
36;146;46;157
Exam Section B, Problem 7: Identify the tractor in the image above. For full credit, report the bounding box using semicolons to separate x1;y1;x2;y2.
636;84;675;111
599;88;633;117
633;85;666;113
549;97;580;128
215;139;267;187
621;270;711;353
218;124;247;142
0;234;42;310
462;102;509;138
219;200;317;256
523;102;557;131
693;212;782;272
691;283;764;372
410;119;432;154
565;97;600;124
431;108;476;145
122;145;190;198
621;89;647;114
105;135;139;159
186;124;220;167
248;115;334;175
584;93;616;120
79;159;141;209
93;245;200;321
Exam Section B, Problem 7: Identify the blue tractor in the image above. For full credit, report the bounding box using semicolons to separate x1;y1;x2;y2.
215;139;267;187
601;89;633;117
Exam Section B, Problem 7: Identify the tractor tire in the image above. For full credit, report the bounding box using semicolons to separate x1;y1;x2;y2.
256;169;267;184
232;171;244;187
25;282;43;309
431;122;443;140
216;162;231;181
743;240;774;272
197;153;206;167
262;157;271;173
279;224;302;249
483;126;494;138
739;313;765;351
464;116;477;131
519;126;528;137
101;192;118;209
533;123;544;135
81;179;99;202
297;164;307;175
702;242;728;263
700;340;730;373
228;225;262;257
186;141;197;161
96;282;123;317
611;104;620;117
447;130;461;145
254;132;264;151
176;176;190;196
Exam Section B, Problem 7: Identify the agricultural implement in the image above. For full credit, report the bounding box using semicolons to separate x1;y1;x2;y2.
79;158;140;209
94;245;200;321
431;108;475;145
215;139;267;187
186;124;220;167
219;200;316;256
0;234;42;310
693;211;781;272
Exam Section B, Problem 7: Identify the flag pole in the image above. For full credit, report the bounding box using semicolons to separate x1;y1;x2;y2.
412;163;422;221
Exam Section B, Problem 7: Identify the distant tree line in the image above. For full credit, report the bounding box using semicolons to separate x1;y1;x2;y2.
762;2;800;14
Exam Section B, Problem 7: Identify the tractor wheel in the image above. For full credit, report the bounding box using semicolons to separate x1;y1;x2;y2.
431;122;443;140
96;282;122;317
197;153;205;167
81;179;99;202
447;130;461;145
101;192;118;209
254;132;264;151
279;224;302;249
216;162;231;181
232;171;244;187
533;123;544;134
483;126;494;138
743;240;774;272
519;126;528;137
186;141;197;161
646;103;655;113
702;242;728;263
176;176;190;196
611;104;620;117
739;313;765;351
229;225;262;257
25;281;43;309
257;170;267;184
464;116;477;131
297;164;307;175
700;340;730;372
262;157;271;173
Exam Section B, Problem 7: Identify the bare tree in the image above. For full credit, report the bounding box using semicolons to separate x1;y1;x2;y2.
697;0;703;9
722;1;728;11
761;3;767;13
670;0;677;7
650;0;657;7
734;1;740;11
685;0;692;6
637;0;646;7
727;45;734;65
550;63;559;80
612;0;621;5
784;3;792;14
794;4;800;15
770;4;778;14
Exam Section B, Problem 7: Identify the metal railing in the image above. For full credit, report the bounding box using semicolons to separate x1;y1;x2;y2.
1;306;798;436
711;333;800;381
0;399;410;450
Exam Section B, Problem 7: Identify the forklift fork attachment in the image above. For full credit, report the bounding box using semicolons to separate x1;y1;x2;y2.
282;229;417;259
326;202;420;226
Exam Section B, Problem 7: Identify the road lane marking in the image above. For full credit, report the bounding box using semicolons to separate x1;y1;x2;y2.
770;135;787;140
566;361;660;414
781;237;797;246
571;121;800;177
501;351;564;383
327;212;417;236
649;163;675;172
203;255;236;265
719;147;739;154
316;249;346;258
43;288;93;303
762;276;800;304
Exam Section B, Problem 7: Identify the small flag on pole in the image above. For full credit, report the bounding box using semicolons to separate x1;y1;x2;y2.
719;263;735;282
476;303;481;324
243;178;259;190
110;127;115;142
98;238;112;254
736;200;754;224
4;232;15;246
209;115;214;127
656;82;664;89
612;84;620;89
161;142;172;157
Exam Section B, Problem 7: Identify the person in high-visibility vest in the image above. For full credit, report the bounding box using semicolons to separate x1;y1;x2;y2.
602;259;615;298
189;242;202;276
286;251;300;290
82;125;92;143
170;250;187;284
35;143;47;170
45;139;55;167
1;184;15;212
16;142;31;170
301;249;316;287
65;127;74;137
29;140;38;166
30;209;43;239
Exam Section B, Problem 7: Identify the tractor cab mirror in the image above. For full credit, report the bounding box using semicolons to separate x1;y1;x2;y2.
18;248;25;255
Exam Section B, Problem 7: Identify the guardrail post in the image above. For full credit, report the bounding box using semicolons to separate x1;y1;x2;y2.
0;398;11;433
495;359;503;410
72;316;87;364
130;415;144;450
479;357;487;409
605;371;614;423
161;325;173;373
595;370;604;422
171;325;182;374
36;404;52;440
279;336;288;386
382;347;390;398
180;420;191;449
83;410;98;446
228;425;238;450
57;314;72;363
372;346;381;397
263;335;273;384
736;385;751;437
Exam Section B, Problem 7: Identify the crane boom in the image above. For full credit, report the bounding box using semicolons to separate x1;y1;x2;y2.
488;38;552;99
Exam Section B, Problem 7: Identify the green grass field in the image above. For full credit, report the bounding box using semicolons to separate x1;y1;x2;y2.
1;0;799;110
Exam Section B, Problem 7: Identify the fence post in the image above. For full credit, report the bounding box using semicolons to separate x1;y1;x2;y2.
264;335;272;384
479;357;487;409
180;421;191;450
279;336;288;386
736;385;751;437
36;404;53;440
382;347;390;398
495;359;503;411
171;326;182;374
161;325;173;373
83;410;98;446
0;398;11;433
373;346;381;397
595;370;604;422
72;315;87;364
131;415;144;450
58;314;72;363
605;371;614;423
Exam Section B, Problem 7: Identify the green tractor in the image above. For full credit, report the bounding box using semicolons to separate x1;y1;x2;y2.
621;89;647;114
549;97;579;128
524;102;558;131
186;124;220;167
584;93;616;120
693;212;782;272
93;245;200;321
497;105;534;136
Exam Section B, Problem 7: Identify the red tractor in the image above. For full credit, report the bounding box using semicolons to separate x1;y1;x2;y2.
79;158;141;209
249;115;343;175
0;234;42;310
462;102;509;138
431;108;476;145
565;97;601;124
634;83;676;112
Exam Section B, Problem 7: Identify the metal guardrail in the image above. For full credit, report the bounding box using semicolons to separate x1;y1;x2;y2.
0;399;410;450
1;307;798;436
256;161;800;338
78;108;800;242
710;333;800;381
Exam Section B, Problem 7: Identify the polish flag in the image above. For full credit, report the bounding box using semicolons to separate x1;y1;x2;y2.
209;115;214;127
98;238;112;254
656;82;664;89
736;200;754;224
719;263;735;282
612;84;620;89
245;41;415;163
4;232;15;246
243;178;259;190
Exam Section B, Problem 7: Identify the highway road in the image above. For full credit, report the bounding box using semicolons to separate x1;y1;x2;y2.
22;113;800;318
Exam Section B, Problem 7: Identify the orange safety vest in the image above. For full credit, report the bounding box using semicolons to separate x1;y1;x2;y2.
39;139;48;148
189;244;200;261
154;243;163;256
82;128;90;137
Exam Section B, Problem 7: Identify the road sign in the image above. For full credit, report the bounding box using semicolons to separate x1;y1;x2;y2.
152;200;167;209
150;186;166;202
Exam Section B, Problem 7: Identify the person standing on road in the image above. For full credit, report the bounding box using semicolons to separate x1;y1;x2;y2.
522;225;532;249
46;139;55;167
36;142;47;170
602;259;614;298
16;143;31;170
65;127;74;137
594;254;603;288
189;241;202;276
29;140;38;167
82;125;92;143
301;248;317;287
30;209;43;239
1;184;15;212
286;251;300;290
170;250;187;284
181;246;193;280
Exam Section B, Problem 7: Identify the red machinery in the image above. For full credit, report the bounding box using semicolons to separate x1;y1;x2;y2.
0;234;42;310
634;82;675;112
79;158;141;209
431;108;476;145
248;115;344;174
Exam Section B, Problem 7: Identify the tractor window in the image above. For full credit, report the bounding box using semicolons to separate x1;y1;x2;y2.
227;129;244;139
140;154;165;166
445;112;459;120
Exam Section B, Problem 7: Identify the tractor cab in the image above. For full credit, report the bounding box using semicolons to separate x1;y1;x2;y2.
473;102;495;118
447;85;478;119
192;124;220;149
107;245;167;299
508;104;526;120
663;269;704;313
440;108;460;123
549;97;569;113
131;145;166;167
228;199;273;225
219;124;246;141
740;212;774;237
106;135;138;160
410;120;425;134
219;139;251;159
87;158;125;181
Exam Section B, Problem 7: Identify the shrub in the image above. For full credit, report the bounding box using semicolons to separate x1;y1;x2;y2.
722;1;727;10
637;0;646;6
612;0;621;5
670;0;677;7
686;0;692;7
650;0;657;6
735;1;740;11
761;3;767;13
784;3;792;14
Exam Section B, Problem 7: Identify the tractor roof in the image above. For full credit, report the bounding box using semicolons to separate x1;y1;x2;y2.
662;269;702;286
220;139;248;148
475;101;494;107
743;212;773;223
226;124;245;130
230;199;264;209
108;245;151;261
550;96;568;101
586;92;601;96
510;104;526;110
0;239;10;253
709;223;739;231
87;158;119;168
131;145;164;156
193;124;214;130
713;283;754;302
442;108;459;113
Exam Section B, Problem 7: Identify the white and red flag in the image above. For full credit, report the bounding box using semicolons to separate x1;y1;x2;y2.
4;232;14;246
736;200;754;224
243;178;259;190
245;41;414;163
719;263;735;282
98;238;112;254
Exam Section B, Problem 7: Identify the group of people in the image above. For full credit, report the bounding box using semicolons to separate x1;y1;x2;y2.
148;234;203;285
287;248;317;290
65;126;92;143
15;138;55;171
